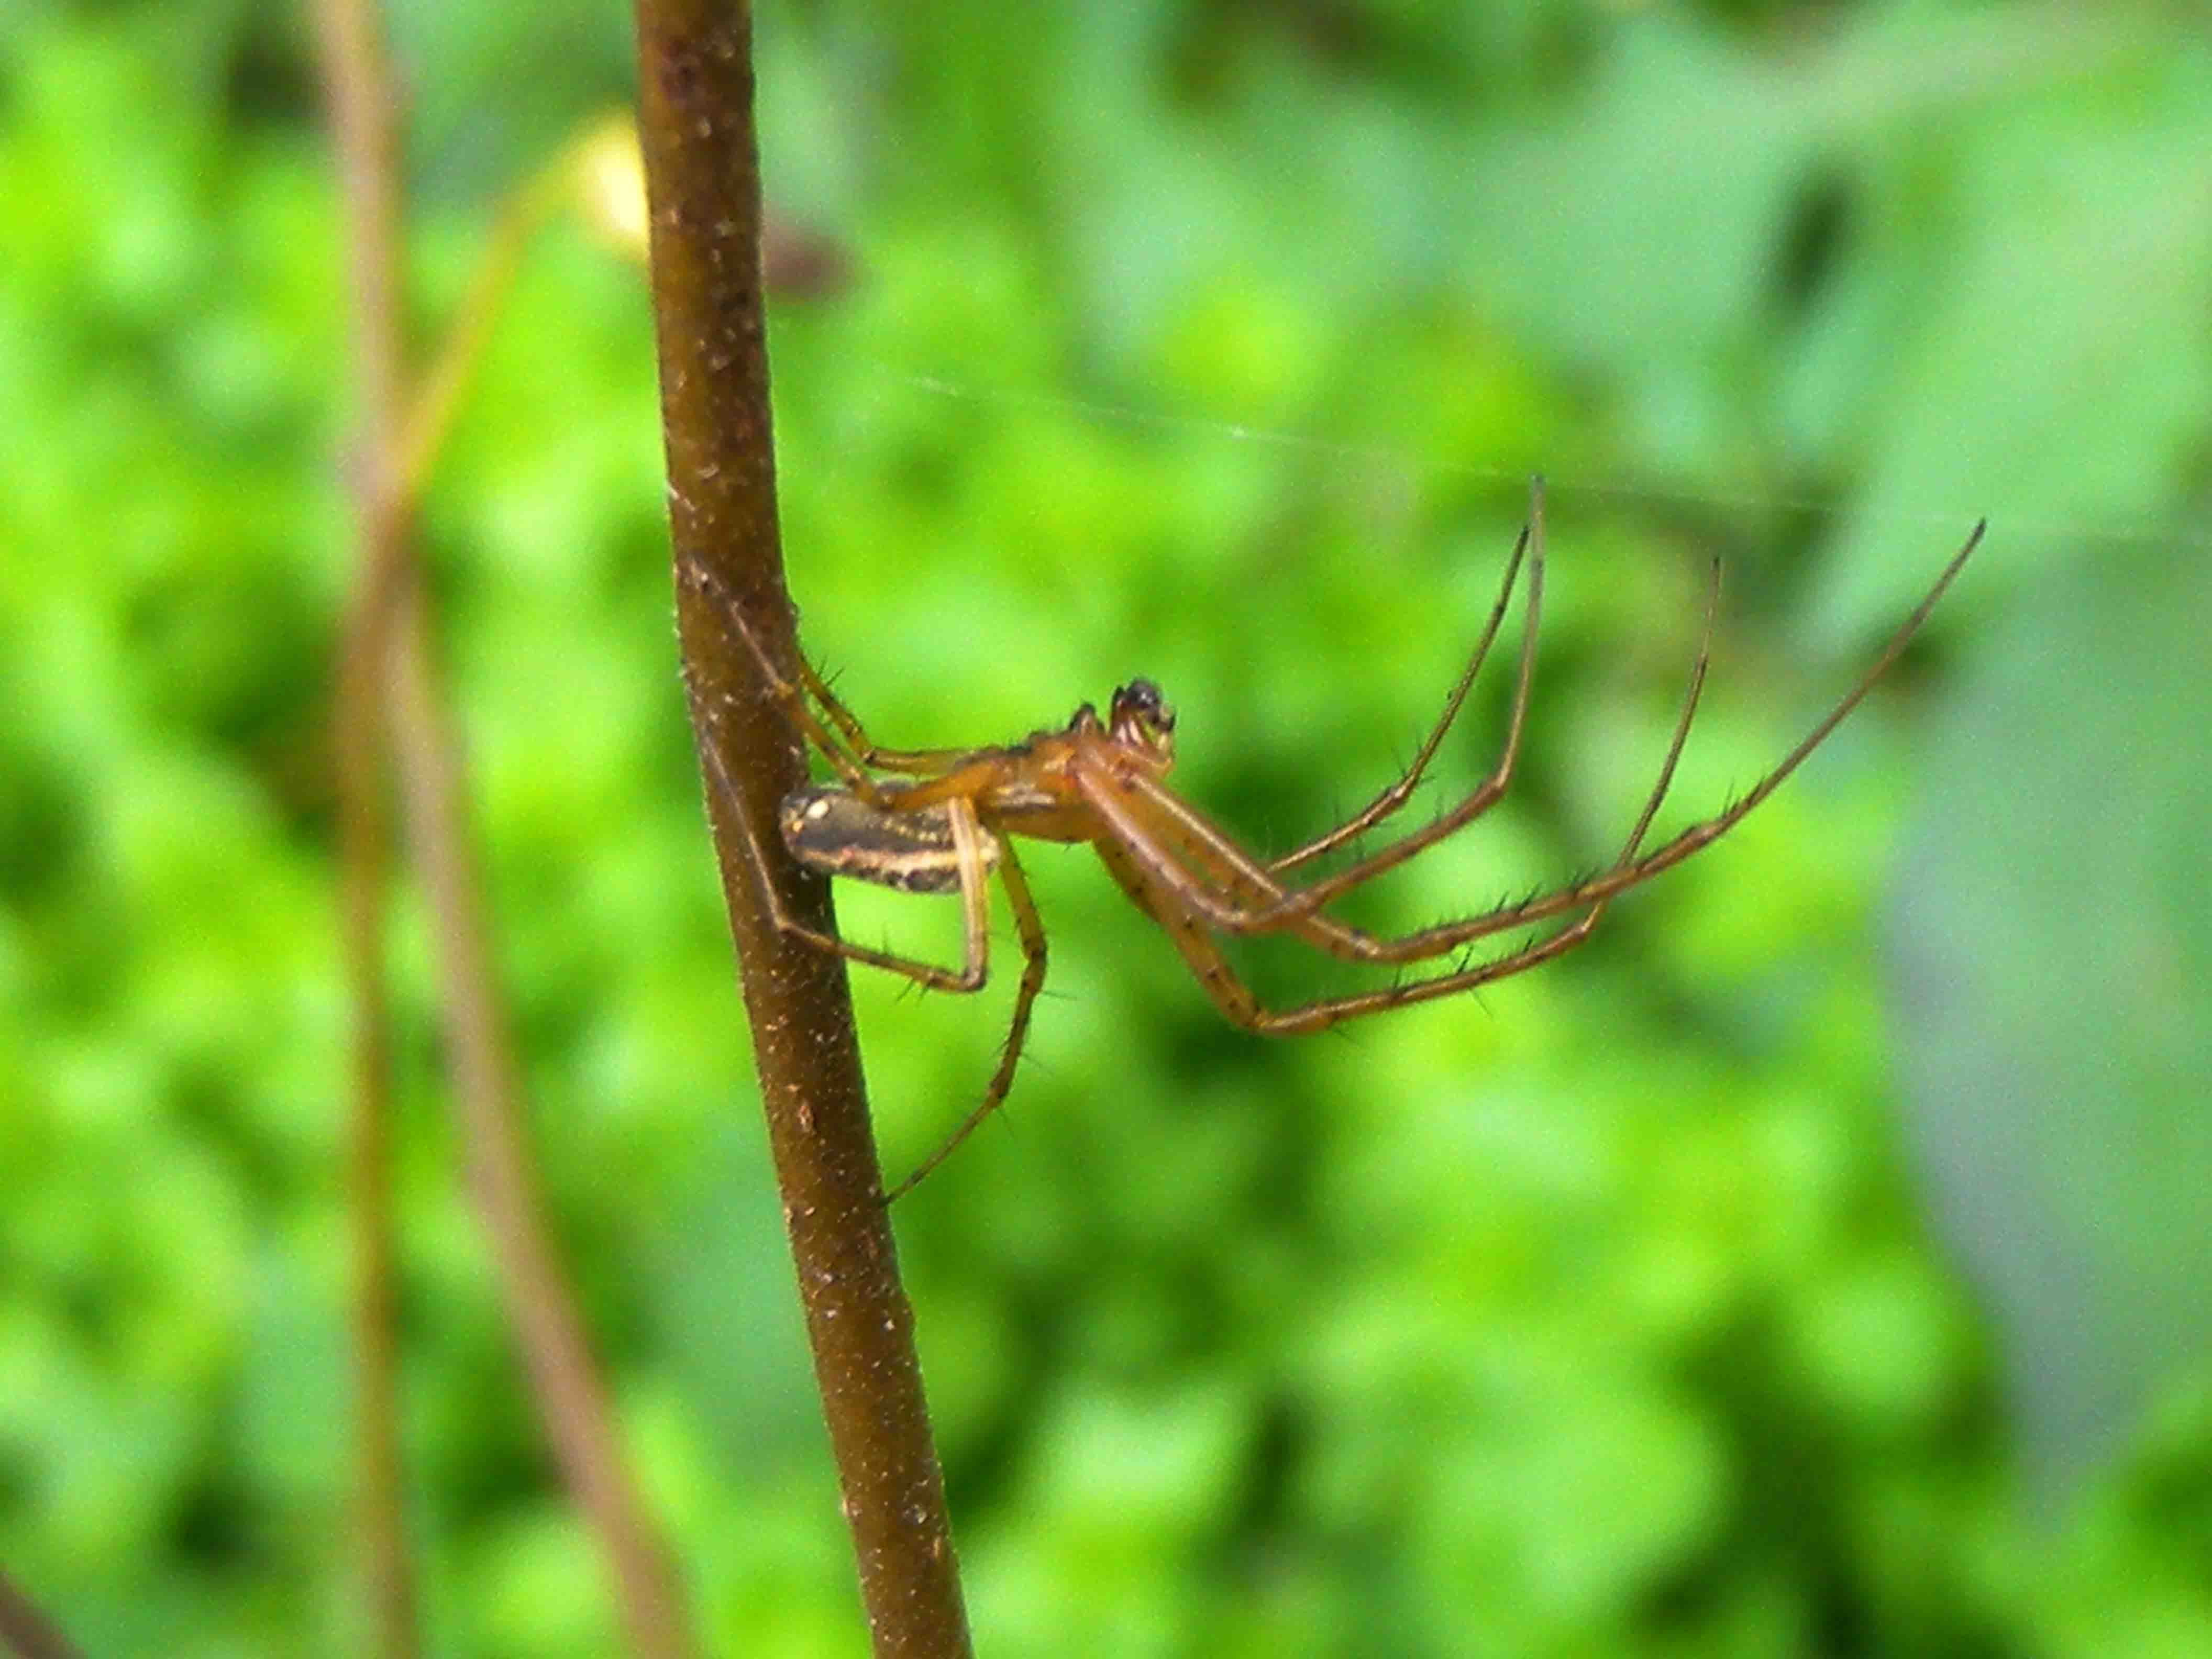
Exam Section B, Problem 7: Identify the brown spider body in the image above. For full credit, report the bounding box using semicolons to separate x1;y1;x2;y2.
780;787;1004;894
692;482;1983;1201
899;687;1176;836
780;685;1173;887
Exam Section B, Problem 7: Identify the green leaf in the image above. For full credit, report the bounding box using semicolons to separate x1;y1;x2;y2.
1893;548;2212;1512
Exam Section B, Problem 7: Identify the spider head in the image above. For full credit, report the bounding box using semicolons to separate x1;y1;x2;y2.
1109;678;1177;767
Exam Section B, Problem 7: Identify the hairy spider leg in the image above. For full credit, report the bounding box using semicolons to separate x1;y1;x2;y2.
684;560;978;790
879;839;1047;1203
1108;521;1982;951
1060;560;1714;1007
1269;508;1537;874
1070;555;1707;960
1231;519;1987;934
1092;819;1607;1036
792;653;992;778
1081;581;1709;1035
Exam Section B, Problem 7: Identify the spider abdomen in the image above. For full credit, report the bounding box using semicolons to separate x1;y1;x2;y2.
779;786;1005;894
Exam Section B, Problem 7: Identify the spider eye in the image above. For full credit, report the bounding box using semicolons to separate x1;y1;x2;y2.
1107;679;1176;755
1113;678;1174;729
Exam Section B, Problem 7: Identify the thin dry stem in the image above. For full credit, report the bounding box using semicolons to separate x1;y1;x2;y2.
0;1567;81;1659
387;623;696;1659
317;0;697;1652
309;0;418;1646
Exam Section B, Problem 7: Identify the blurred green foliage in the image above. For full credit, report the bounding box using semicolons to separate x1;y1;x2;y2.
2;1;2208;1655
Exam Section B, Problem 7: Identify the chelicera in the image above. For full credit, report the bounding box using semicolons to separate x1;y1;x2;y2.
692;482;1983;1200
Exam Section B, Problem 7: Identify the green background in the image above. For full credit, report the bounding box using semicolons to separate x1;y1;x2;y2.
3;1;2208;1653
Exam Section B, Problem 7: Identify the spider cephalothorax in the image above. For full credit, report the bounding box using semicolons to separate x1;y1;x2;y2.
1107;678;1176;763
693;481;1983;1201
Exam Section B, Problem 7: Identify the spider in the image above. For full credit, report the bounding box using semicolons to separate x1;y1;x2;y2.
692;483;1982;1201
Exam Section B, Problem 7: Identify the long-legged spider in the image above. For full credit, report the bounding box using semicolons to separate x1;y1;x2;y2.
692;483;1982;1201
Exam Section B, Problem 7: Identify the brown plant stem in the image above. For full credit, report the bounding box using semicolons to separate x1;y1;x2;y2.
628;2;974;1654
311;0;417;1647
0;1567;81;1659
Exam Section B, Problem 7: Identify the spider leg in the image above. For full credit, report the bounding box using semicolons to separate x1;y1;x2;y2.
1245;515;1979;936
1315;518;1984;960
684;560;972;792
1102;520;1980;960
1089;814;1607;1037
1238;600;1708;1032
1269;506;1536;873
1082;580;1711;1032
1078;551;1706;976
698;738;993;992
858;753;1039;813
1060;473;1545;939
1078;767;1377;963
1066;527;1544;942
684;562;882;792
795;655;994;777
1090;833;1269;1025
792;653;888;765
879;841;1049;1203
1262;478;1545;888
